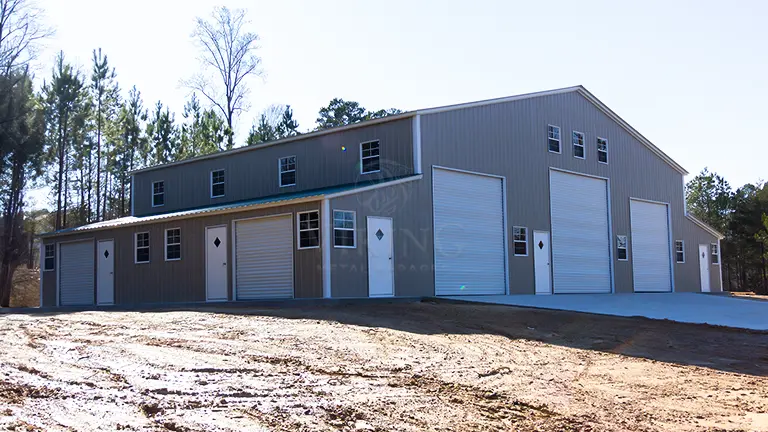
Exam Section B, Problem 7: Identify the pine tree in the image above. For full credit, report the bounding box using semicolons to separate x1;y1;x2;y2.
146;101;179;165
90;48;119;221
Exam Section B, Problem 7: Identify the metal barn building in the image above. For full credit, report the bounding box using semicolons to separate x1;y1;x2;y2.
40;86;723;307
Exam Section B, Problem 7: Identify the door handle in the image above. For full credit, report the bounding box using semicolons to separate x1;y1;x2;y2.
223;262;227;266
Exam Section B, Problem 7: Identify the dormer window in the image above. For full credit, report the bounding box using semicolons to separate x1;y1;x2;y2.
152;181;164;207
279;156;296;187
360;140;380;174
211;169;225;198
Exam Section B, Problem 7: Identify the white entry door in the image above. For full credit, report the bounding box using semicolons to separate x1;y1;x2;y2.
206;226;228;301
533;231;552;295
367;216;394;297
96;239;114;305
699;244;711;293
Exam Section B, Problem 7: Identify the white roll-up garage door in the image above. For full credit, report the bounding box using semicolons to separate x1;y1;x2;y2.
550;170;611;293
235;215;294;299
433;168;506;296
59;240;95;306
630;200;672;292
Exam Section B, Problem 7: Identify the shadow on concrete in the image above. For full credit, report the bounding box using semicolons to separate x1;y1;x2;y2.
3;298;768;377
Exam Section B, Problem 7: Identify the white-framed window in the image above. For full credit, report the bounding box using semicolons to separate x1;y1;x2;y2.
279;156;297;187
43;244;55;271
135;232;150;264
165;228;181;261
360;140;380;174
210;169;225;198
548;125;561;153
710;243;719;265
333;210;356;248
152;181;164;207
298;211;320;249
597;137;608;164
513;226;528;256
572;131;585;159
617;235;628;261
675;240;685;263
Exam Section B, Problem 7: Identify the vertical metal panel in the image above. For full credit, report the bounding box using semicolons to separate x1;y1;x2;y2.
329;180;433;298
40;202;323;306
133;118;414;216
417;91;721;294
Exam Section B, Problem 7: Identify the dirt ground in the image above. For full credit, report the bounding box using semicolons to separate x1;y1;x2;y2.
0;301;767;432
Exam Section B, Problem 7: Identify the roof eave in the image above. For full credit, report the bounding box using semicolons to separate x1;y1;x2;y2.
686;214;725;239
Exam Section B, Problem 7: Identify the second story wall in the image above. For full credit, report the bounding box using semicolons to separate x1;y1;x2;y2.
133;117;414;216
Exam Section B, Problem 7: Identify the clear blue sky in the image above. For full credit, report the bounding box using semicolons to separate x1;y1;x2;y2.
28;0;766;207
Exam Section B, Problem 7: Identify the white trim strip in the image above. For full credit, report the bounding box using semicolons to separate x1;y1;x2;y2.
325;175;423;199
417;86;582;115
686;214;724;239
322;199;332;298
412;114;422;175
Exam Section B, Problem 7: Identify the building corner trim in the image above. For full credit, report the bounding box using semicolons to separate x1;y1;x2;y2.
322;199;332;298
413;114;422;174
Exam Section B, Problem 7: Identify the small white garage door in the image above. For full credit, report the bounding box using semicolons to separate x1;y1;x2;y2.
235;215;294;299
59;240;95;306
433;168;506;296
550;170;611;293
630;200;672;292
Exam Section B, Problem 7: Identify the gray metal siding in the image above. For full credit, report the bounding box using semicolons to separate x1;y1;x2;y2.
329;180;433;298
679;219;723;292
41;202;323;306
418;91;721;294
133;118;414;216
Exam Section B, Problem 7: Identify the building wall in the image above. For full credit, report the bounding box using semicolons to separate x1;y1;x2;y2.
329;180;433;298
132;118;414;216
415;91;721;294
41;202;323;307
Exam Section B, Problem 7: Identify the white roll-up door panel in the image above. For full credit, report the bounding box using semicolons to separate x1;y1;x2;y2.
235;215;294;299
59;241;95;306
549;170;611;294
630;200;672;292
433;168;506;296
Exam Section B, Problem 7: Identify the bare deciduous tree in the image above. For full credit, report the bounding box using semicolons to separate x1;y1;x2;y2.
185;6;262;149
0;0;51;74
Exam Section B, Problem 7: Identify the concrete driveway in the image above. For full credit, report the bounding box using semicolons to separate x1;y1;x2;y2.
445;293;768;331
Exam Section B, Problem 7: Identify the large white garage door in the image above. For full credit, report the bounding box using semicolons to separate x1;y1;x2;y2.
550;170;611;293
59;240;95;306
235;215;294;299
630;200;672;292
433;168;506;296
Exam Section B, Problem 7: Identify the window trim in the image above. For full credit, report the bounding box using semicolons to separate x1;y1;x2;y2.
673;240;685;263
151;180;164;208
332;209;356;249
597;137;608;164
360;140;381;175
278;156;297;188
297;210;321;250
572;130;585;160
547;124;561;154
43;244;55;271
210;169;225;198
164;227;181;262
617;235;628;261
710;243;720;265
513;226;528;257
134;231;150;264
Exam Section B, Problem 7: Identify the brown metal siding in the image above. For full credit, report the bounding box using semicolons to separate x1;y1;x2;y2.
40;202;322;306
418;91;720;294
329;180;433;298
133;118;413;217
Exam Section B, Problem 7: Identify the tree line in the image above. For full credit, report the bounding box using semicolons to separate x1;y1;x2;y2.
686;168;768;294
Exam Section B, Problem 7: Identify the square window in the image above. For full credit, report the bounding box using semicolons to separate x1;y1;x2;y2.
360;141;380;174
152;181;164;207
279;156;297;187
135;232;150;263
211;170;225;198
298;211;320;249
513;226;528;256
165;228;181;261
333;210;356;248
43;244;55;271
548;125;561;153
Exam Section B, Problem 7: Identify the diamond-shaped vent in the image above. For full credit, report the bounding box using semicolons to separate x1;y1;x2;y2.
375;229;384;241
104;250;110;258
538;241;544;250
214;237;221;248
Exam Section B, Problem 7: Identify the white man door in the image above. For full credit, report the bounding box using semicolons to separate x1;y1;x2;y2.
367;217;394;297
206;226;228;301
699;244;711;293
96;239;114;305
533;231;552;295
